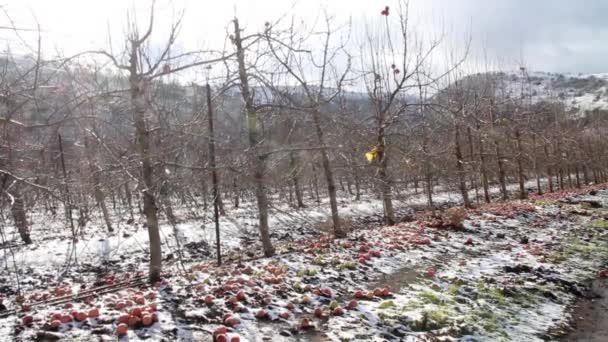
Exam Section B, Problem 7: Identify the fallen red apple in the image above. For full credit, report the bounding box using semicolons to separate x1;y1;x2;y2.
225;316;240;326
87;308;99;318
128;315;141;327
255;309;268;319
74;311;87;322
21;315;33;326
50;312;62;321
115;323;128;336
142;314;154;326
117;314;130;324
332;307;344;316
213;325;228;337
129;307;143;318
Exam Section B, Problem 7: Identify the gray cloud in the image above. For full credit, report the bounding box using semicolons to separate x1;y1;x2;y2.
418;0;608;73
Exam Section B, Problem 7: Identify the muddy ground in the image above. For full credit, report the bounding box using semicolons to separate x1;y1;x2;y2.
561;279;608;342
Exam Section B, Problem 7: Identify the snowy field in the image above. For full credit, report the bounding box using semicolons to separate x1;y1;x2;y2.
0;182;607;341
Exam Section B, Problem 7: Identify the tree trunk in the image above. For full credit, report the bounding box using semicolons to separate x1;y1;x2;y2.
312;163;320;203
11;186;31;245
376;111;395;225
58;134;76;241
423;134;434;209
84;134;113;232
495;140;508;200
454;124;471;208
234;19;275;256
515;129;527;199
533;134;543;195
124;182;134;221
353;156;361;201
129;44;162;282
289;151;305;208
477;124;491;203
311;109;344;236
544;143;554;192
466;127;479;204
206;84;222;265
233;177;240;209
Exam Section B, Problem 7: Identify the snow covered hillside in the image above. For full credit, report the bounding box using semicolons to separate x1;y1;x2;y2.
467;71;608;115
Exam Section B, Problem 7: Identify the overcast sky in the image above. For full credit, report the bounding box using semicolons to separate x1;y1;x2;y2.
1;0;606;75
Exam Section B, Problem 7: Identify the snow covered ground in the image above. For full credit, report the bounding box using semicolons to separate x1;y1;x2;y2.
1;182;607;341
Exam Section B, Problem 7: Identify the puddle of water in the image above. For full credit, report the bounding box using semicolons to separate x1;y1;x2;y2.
254;320;326;341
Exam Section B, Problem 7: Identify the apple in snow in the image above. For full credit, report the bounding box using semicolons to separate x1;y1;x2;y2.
129;307;143;318
115;323;128;336
74;311;87;322
213;325;228;337
142;314;154;326
21;315;33;326
255;309;268;319
128;315;141;327
332;307;344;316
118;314;130;324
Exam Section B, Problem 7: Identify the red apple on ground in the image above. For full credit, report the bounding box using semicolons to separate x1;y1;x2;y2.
115;323;128;336
21;315;33;326
142;314;153;326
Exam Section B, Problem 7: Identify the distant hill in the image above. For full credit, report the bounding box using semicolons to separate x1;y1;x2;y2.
458;70;608;115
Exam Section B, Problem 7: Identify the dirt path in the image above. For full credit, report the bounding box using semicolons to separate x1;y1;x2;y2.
561;279;608;342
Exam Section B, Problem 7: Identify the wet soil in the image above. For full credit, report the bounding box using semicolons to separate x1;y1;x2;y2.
561;279;608;342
